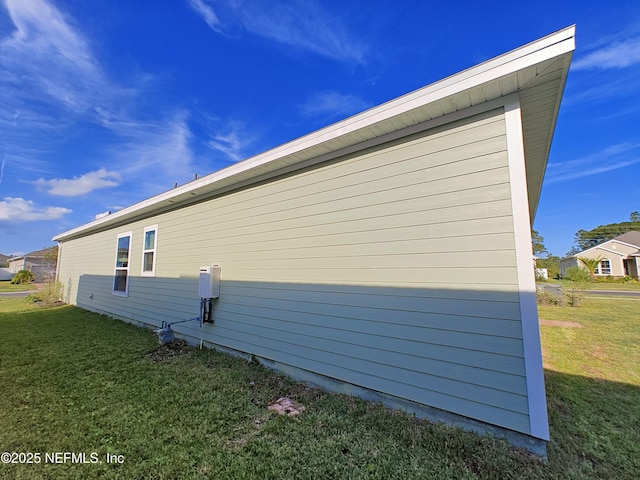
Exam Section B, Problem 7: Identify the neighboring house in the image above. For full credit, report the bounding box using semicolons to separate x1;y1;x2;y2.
8;246;59;282
0;254;11;281
560;231;640;279
53;27;575;455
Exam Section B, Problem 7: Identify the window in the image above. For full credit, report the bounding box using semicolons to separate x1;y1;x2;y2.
141;225;158;276
599;259;611;275
113;232;132;296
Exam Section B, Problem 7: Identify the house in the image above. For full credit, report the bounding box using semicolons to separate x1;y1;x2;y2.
8;246;59;282
53;26;575;455
0;253;11;281
560;231;640;279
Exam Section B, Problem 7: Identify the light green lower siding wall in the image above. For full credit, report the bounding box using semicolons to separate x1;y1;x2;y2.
58;108;532;435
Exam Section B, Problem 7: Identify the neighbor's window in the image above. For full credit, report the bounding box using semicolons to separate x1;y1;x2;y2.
599;259;611;275
141;225;158;276
113;232;132;296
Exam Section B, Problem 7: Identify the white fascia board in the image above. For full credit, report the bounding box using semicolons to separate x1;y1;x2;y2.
611;240;640;250
577;246;627;258
53;26;575;243
573;240;639;258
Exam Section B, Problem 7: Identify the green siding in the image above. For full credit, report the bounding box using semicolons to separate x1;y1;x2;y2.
58;108;532;434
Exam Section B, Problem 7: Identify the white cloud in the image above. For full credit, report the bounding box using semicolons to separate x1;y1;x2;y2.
32;168;121;197
546;143;640;183
188;0;222;32
188;0;367;64
116;114;196;183
300;91;371;119
207;121;256;162
1;0;107;113
0;197;71;221
1;1;200;196
573;37;640;70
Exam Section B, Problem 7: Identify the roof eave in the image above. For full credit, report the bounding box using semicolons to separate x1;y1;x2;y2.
53;26;575;243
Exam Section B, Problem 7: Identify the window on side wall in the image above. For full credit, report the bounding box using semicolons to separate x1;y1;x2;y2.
113;231;132;296
141;225;158;276
600;259;611;275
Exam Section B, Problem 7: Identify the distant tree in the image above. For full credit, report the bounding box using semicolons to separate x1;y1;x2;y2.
531;230;546;257
537;255;560;279
571;214;640;252
41;246;59;282
565;246;582;257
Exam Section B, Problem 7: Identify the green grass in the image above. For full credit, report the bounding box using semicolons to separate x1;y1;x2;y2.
1;296;638;479
0;280;36;292
538;298;640;479
545;279;640;291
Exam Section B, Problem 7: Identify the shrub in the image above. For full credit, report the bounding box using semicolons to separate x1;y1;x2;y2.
27;281;63;306
536;287;564;306
594;275;639;284
564;283;586;307
562;266;591;283
10;270;34;284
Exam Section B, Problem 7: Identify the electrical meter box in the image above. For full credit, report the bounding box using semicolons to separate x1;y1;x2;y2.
199;265;221;299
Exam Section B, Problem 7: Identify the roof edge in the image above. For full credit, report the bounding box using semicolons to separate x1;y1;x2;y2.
54;26;576;243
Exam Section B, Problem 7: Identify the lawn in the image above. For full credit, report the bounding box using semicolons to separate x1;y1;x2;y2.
544;279;640;291
1;297;638;479
0;280;36;292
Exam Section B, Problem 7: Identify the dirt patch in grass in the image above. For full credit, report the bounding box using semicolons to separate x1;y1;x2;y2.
148;338;193;362
540;319;584;328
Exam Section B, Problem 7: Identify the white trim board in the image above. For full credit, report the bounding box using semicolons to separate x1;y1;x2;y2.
504;96;549;441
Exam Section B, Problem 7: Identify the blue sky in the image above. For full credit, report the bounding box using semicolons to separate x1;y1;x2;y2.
1;0;639;257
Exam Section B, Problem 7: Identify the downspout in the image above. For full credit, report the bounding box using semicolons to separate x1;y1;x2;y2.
55;242;62;282
55;241;63;301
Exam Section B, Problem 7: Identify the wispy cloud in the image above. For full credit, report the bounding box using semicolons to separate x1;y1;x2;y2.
300;91;371;119
1;0;108;114
0;0;200;195
188;0;222;33
0;156;6;184
546;143;640;183
0;197;71;221
115;114;196;185
207;121;257;163
32;168;121;197
573;35;640;70
188;0;367;64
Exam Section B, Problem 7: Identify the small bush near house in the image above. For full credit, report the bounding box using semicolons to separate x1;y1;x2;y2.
562;266;591;283
27;281;63;306
10;269;34;284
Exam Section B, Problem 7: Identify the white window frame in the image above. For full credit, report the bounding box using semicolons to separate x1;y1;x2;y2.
141;225;158;277
599;259;611;275
113;231;132;297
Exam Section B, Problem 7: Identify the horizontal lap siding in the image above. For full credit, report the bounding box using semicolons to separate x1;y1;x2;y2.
58;108;531;433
